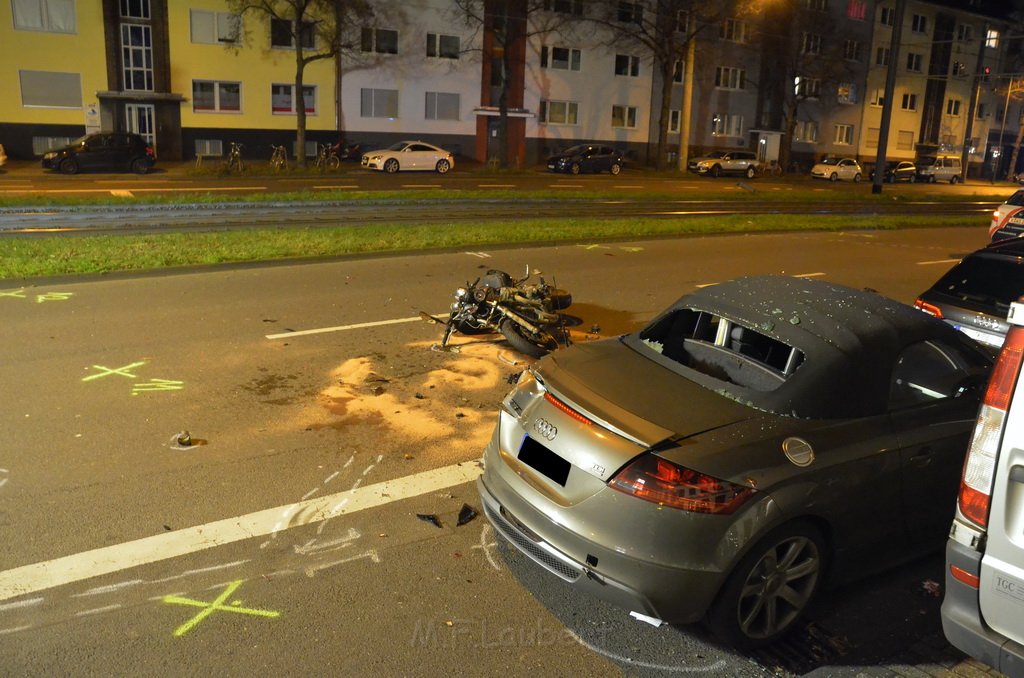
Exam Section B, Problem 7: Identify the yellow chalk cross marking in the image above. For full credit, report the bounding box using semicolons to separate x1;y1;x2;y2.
132;379;185;395
36;292;74;303
82;361;147;382
163;580;280;637
0;290;27;299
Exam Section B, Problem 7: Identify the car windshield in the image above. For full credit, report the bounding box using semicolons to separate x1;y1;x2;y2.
701;151;728;159
70;135;92;146
563;145;588;155
387;142;409;151
1006;190;1024;207
918;156;936;165
931;256;1024;312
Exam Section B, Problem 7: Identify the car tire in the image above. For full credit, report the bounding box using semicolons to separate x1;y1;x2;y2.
500;319;554;358
131;158;150;175
929;175;936;183
711;164;722;178
745;166;756;179
707;521;826;650
853;173;861;183
950;175;959;184
383;158;400;174
570;163;581;175
888;175;895;184
829;172;838;182
59;157;79;175
909;174;915;183
435;159;451;174
609;163;621;176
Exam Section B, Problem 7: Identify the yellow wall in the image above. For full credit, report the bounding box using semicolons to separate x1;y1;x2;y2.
0;1;108;125
170;0;336;131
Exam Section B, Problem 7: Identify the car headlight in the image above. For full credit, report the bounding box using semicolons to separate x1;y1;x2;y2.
44;152;56;160
454;287;468;299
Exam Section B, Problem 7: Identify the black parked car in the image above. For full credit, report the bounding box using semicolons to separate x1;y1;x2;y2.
870;161;917;183
42;133;156;175
915;238;1024;351
546;144;623;175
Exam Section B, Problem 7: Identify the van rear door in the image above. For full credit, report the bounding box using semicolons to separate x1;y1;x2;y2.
978;366;1024;645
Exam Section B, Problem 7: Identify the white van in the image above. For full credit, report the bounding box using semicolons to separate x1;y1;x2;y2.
941;300;1024;677
917;155;963;183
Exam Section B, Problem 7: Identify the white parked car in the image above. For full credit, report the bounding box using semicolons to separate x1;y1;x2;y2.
0;143;7;168
360;140;454;174
989;189;1024;241
810;157;863;182
941;298;1024;676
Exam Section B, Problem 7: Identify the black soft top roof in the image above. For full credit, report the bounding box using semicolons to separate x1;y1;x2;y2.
627;275;980;418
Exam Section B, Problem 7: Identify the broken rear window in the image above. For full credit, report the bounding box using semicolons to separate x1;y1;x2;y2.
638;308;805;392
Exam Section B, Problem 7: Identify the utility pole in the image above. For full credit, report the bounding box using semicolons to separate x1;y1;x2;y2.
677;34;696;173
961;23;989;183
871;0;906;195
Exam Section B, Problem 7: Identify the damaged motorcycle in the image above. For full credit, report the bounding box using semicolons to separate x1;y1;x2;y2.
425;268;573;358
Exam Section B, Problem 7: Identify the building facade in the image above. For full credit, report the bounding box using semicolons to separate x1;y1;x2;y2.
0;0;1017;175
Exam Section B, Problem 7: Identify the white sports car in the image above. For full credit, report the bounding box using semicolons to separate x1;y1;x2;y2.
361;140;454;174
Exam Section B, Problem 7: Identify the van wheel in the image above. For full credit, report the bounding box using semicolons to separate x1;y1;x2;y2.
929;175;936;183
950;175;959;184
746;166;756;179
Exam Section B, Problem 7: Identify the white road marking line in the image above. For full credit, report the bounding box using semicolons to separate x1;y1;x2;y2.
0;462;481;602
613;185;643;189
550;184;584;188
466;251;491;258
477;184;515;188
74;604;122;617
313;185;360;189
0;187;264;194
0;626;32;635
917;258;960;265
266;313;447;340
401;184;441;188
0;597;43;611
794;272;826;278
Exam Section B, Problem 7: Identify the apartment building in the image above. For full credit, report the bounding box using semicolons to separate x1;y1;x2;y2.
0;0;1017;174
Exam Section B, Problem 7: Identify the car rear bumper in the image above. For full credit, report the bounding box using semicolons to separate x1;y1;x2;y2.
941;539;1024;676
476;426;734;624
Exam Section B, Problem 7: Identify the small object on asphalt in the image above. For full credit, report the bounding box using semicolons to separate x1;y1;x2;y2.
589;324;601;334
176;431;192;447
415;393;426;399
629;611;666;628
506;372;522;385
457;503;478;526
371;386;385;396
455;412;466;418
404;453;415;460
922;579;942;597
417;513;443;528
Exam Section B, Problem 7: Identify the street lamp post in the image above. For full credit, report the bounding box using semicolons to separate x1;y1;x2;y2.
871;0;906;195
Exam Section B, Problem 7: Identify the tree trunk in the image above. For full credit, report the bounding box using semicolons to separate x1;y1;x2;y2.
295;55;308;168
654;57;674;171
1007;114;1024;181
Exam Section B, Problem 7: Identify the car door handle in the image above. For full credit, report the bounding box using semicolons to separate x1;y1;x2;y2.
909;446;933;465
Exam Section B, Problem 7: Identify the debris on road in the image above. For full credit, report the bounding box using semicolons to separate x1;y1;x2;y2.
457;504;478;526
417;513;443;528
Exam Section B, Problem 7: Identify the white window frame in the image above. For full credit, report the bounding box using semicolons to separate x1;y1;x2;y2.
946;98;961;117
190;10;239;44
425;91;460;121
271;83;316;115
875;47;890;66
957;24;973;41
120;0;149;19
360;87;398;118
844;39;861;61
801;32;822;55
906;52;922;72
794;76;821;99
715;66;745;90
911;14;927;34
614;54;640;77
541;45;581;71
720;19;746;43
426;32;459;59
12;0;76;33
834;123;853;145
612;104;638;129
361;27;397;54
870;89;885;107
669;109;681;133
986;29;1000;48
121;23;154;91
538;99;578;125
192;79;241;113
794;120;818;143
272;18;315;49
711;112;743;137
879;7;895;26
901;92;917;111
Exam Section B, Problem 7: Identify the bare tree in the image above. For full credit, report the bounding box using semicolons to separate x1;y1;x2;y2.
587;1;731;170
452;0;570;168
226;0;371;167
753;2;865;172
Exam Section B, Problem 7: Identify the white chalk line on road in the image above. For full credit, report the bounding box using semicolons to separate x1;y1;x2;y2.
265;312;448;340
917;258;960;266
0;462;482;602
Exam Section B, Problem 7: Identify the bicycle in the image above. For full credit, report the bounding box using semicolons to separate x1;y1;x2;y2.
269;144;287;172
761;160;783;178
314;143;340;172
224;142;244;173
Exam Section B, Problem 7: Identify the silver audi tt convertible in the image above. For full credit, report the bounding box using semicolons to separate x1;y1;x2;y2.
478;276;992;648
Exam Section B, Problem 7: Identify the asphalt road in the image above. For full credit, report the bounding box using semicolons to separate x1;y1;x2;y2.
0;225;995;676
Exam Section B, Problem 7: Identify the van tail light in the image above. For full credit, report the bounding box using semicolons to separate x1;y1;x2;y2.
609;455;755;514
146;146;155;158
958;323;1024;528
950;564;981;589
914;298;943;318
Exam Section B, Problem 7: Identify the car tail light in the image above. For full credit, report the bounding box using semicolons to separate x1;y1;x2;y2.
914;298;943;318
958;322;1024;528
608;455;755;514
145;146;155;158
950;564;981;589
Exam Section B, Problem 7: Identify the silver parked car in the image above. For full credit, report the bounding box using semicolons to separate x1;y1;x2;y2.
687;151;761;178
479;276;991;648
360;140;454;174
941;299;1024;676
810;157;862;182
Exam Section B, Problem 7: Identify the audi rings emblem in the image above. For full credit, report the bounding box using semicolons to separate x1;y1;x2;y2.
533;418;558;441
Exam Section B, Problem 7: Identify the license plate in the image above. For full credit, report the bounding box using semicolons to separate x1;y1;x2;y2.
518;435;570;486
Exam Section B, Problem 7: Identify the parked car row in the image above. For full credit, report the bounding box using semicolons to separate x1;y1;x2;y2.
477;225;1024;668
809;155;964;183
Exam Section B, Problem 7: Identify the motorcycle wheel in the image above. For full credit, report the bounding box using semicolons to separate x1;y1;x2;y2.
500;319;560;358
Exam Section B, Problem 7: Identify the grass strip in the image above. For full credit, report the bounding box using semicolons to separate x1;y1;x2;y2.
0;213;982;280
